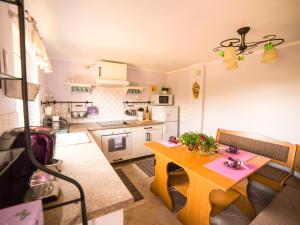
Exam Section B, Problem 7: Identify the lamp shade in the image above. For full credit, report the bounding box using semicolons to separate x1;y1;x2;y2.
223;47;237;62
262;45;278;63
226;60;238;70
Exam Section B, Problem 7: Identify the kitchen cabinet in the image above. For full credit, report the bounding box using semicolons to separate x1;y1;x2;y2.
131;124;163;158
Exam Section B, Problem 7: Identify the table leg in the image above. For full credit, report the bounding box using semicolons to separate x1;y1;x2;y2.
177;171;217;225
150;154;173;211
233;178;256;220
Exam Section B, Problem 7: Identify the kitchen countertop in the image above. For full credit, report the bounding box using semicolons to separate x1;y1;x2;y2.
69;120;164;132
43;129;134;224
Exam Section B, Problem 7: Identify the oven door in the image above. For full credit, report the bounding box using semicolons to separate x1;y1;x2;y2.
101;133;132;163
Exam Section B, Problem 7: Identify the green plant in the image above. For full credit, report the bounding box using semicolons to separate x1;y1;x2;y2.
179;132;217;153
198;133;217;152
178;132;200;151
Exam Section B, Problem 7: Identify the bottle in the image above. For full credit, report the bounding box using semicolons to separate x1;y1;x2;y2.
145;106;150;121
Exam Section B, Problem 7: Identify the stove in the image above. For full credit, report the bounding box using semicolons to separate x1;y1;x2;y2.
97;120;129;127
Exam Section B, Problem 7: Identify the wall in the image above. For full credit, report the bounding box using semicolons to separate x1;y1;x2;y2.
44;58;167;122
0;2;48;128
0;2;18;115
202;44;300;143
167;64;205;134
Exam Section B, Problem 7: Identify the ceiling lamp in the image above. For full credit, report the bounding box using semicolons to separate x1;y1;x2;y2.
262;43;278;63
213;27;284;69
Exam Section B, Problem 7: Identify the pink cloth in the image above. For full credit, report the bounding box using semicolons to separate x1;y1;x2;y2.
218;144;256;161
0;200;43;225
204;157;257;181
159;141;183;148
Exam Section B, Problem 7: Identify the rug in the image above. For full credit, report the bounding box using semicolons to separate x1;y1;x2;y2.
115;168;144;202
135;158;155;177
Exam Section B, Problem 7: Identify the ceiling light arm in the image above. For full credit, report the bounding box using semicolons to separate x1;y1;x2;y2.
213;27;284;56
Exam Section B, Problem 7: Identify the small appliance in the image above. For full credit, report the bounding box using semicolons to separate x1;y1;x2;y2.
151;94;173;106
43;116;70;133
0;127;59;208
151;106;179;141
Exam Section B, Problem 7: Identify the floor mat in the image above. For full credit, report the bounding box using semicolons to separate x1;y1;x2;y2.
135;158;155;177
115;168;144;202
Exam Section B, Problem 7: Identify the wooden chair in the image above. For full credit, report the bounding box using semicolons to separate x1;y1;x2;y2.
216;129;297;191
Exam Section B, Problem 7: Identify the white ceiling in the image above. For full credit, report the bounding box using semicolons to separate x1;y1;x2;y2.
25;0;300;72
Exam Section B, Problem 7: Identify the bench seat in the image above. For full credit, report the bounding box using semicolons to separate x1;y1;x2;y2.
285;176;300;190
249;186;300;225
217;129;296;191
250;165;290;190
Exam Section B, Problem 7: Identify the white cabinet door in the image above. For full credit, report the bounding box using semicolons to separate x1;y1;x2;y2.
131;125;163;158
131;127;147;158
145;125;163;155
162;121;178;141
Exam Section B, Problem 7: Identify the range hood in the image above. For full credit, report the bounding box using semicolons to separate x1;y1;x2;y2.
94;61;129;87
65;61;129;88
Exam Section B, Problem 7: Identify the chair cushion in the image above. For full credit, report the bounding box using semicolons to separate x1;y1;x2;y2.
218;132;289;162
255;165;289;183
285;176;300;190
249;186;300;225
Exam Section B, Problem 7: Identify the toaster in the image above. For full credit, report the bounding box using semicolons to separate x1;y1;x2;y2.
1;127;56;166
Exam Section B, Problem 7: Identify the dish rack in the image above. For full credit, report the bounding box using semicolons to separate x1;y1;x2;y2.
1;1;88;224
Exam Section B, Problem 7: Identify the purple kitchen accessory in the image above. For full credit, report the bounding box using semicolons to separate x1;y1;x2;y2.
12;128;55;165
87;106;99;116
0;200;43;225
204;158;257;181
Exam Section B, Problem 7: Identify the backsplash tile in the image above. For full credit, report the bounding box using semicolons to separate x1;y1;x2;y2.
41;86;152;123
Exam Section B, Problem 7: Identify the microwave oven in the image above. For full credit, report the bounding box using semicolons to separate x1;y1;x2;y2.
151;94;173;106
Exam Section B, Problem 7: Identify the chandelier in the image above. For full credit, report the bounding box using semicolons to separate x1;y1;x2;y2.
213;27;284;69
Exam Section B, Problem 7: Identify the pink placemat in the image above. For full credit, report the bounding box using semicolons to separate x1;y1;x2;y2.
159;141;183;148
204;158;257;181
218;144;256;161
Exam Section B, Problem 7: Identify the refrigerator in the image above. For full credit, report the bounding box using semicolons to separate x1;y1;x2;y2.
151;106;179;141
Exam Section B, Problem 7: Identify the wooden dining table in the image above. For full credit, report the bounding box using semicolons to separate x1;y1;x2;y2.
145;142;271;225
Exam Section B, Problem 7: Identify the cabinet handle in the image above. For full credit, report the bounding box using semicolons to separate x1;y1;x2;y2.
113;158;123;162
144;127;152;129
146;132;151;141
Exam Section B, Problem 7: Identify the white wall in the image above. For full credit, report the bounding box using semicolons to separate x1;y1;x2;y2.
0;2;18;114
202;44;300;143
167;44;300;144
167;64;204;134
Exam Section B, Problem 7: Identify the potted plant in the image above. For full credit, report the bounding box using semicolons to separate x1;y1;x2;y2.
178;132;217;154
178;132;200;151
198;133;218;155
161;86;169;94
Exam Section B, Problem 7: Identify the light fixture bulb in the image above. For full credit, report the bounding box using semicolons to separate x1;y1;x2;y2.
226;60;238;70
223;47;237;63
262;44;278;63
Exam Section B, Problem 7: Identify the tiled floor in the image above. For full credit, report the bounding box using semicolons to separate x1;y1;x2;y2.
113;157;276;225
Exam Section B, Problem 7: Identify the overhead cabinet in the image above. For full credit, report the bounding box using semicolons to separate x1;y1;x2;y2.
94;61;129;86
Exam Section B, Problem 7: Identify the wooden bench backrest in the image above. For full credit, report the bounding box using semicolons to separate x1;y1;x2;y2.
293;146;300;172
216;129;296;169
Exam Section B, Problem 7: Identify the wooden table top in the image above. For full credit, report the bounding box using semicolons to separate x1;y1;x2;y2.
145;142;271;191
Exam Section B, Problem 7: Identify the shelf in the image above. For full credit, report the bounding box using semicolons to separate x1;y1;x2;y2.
0;72;22;80
0;147;26;175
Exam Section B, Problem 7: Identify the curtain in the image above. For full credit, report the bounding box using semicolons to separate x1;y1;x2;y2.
25;21;52;73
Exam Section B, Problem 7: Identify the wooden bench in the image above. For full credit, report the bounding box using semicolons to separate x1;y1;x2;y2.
285;145;300;189
249;146;300;225
216;129;297;191
249;185;300;225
